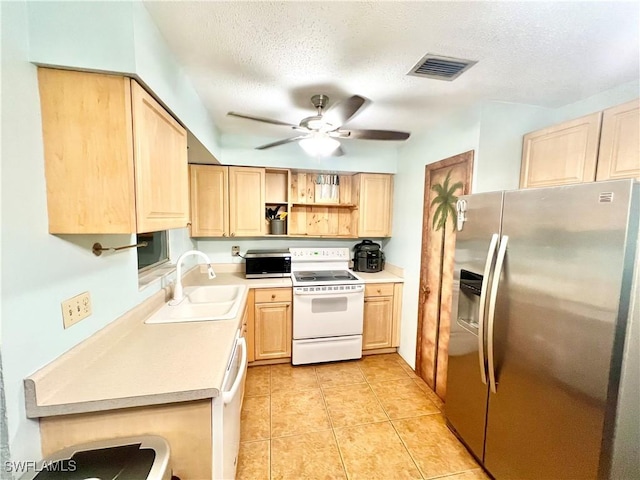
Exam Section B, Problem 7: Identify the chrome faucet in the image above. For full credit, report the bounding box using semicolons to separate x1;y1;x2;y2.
171;250;216;305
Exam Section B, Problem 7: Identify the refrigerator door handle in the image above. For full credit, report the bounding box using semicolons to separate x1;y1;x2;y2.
478;233;500;385
487;235;509;394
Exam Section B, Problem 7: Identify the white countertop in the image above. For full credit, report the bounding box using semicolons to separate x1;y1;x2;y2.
24;269;401;418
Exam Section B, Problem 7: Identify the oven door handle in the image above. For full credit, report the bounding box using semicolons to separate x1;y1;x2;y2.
294;287;364;296
222;337;247;405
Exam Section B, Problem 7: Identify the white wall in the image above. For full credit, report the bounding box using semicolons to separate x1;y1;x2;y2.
27;1;224;162
384;107;481;367
0;1;199;464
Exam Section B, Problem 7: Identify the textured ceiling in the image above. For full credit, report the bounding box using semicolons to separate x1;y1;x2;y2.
143;1;640;149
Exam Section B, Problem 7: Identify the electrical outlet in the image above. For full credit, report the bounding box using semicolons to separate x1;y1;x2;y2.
232;246;240;257
62;291;92;329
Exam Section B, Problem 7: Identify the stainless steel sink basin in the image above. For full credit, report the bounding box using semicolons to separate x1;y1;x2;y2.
145;285;247;324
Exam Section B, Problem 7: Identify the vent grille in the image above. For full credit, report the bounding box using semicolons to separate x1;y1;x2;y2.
407;54;477;81
599;192;614;203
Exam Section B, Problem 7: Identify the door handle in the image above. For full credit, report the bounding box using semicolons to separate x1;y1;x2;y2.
223;337;247;405
478;234;499;386
487;235;508;394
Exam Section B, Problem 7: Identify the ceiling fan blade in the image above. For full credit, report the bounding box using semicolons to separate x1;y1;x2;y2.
256;135;307;150
322;95;367;128
332;145;345;157
228;112;298;128
338;129;410;141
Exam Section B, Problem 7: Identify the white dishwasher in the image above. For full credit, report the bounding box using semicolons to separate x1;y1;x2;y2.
211;329;247;480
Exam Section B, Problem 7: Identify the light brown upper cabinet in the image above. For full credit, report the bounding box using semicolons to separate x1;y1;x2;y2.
189;165;265;237
520;112;602;189
520;99;640;189
189;165;228;237
354;173;394;237
38;68;188;234
229;166;266;237
595;99;640;181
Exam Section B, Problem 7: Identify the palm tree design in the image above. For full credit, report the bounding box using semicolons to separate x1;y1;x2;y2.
429;169;463;386
431;170;463;233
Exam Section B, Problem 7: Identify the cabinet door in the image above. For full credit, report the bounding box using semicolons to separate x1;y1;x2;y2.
131;80;189;233
363;296;393;350
228;167;265;237
189;165;229;237
38;68;136;234
254;302;292;360
357;174;393;237
596;99;640;181
520;112;602;189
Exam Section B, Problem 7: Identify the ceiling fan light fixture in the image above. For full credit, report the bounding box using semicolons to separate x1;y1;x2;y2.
299;134;340;157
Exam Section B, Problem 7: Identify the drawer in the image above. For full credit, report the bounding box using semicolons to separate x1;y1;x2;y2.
365;283;395;297
254;288;292;304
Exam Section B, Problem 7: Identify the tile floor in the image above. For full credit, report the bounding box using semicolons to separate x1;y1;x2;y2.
238;353;489;480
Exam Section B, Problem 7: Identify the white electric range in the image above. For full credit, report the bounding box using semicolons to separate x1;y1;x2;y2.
289;247;365;365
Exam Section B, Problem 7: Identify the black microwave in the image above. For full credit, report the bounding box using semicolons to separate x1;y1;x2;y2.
245;249;291;278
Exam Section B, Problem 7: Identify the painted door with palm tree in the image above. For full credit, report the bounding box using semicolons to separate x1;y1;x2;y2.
416;151;473;400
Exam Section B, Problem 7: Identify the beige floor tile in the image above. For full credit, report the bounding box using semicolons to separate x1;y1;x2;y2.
271;430;347;480
245;365;270;396
359;357;410;383
315;361;366;387
334;421;422;480
439;468;491;480
271;363;319;392
360;353;402;365
370;378;440;419
240;395;270;442
396;357;420;379
237;440;269;480
393;414;480;479
413;377;445;411
271;388;331;438
323;383;388;428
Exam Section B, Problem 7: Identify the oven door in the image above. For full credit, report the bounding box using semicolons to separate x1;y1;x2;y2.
293;285;364;339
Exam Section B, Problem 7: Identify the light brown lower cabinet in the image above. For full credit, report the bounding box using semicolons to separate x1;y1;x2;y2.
363;283;403;351
253;288;292;361
39;400;213;480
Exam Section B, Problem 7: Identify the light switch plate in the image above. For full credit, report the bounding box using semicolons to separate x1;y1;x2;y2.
62;291;92;328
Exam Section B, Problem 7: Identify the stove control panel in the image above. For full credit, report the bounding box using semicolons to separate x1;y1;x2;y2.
290;247;350;262
294;284;365;294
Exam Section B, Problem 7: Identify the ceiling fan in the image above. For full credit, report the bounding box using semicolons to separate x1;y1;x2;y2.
227;94;411;157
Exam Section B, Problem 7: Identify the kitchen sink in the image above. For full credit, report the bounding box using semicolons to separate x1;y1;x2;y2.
145;285;247;324
185;285;244;304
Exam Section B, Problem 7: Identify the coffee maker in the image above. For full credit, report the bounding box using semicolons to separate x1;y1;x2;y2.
352;240;385;273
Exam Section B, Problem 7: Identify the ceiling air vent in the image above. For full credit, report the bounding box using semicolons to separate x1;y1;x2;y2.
407;54;477;81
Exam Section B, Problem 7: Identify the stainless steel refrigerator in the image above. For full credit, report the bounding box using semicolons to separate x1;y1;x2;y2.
445;180;639;480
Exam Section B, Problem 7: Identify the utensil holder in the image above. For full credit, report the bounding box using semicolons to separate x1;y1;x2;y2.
270;219;286;235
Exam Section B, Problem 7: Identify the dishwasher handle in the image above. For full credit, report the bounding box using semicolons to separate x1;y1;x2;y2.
222;337;247;405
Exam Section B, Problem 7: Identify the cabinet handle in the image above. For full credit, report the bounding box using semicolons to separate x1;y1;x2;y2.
231;232;236;237
377;289;381;294
271;294;276;299
222;233;227;237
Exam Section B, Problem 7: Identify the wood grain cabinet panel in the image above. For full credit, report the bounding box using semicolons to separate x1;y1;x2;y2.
363;296;394;350
254;301;292;360
520;112;602;189
38;68;188;234
189;165;229;237
229;166;266;237
356;174;393;237
131;82;189;232
596;99;640;181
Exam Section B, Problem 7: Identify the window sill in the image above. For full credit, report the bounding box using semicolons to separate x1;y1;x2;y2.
138;262;176;290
